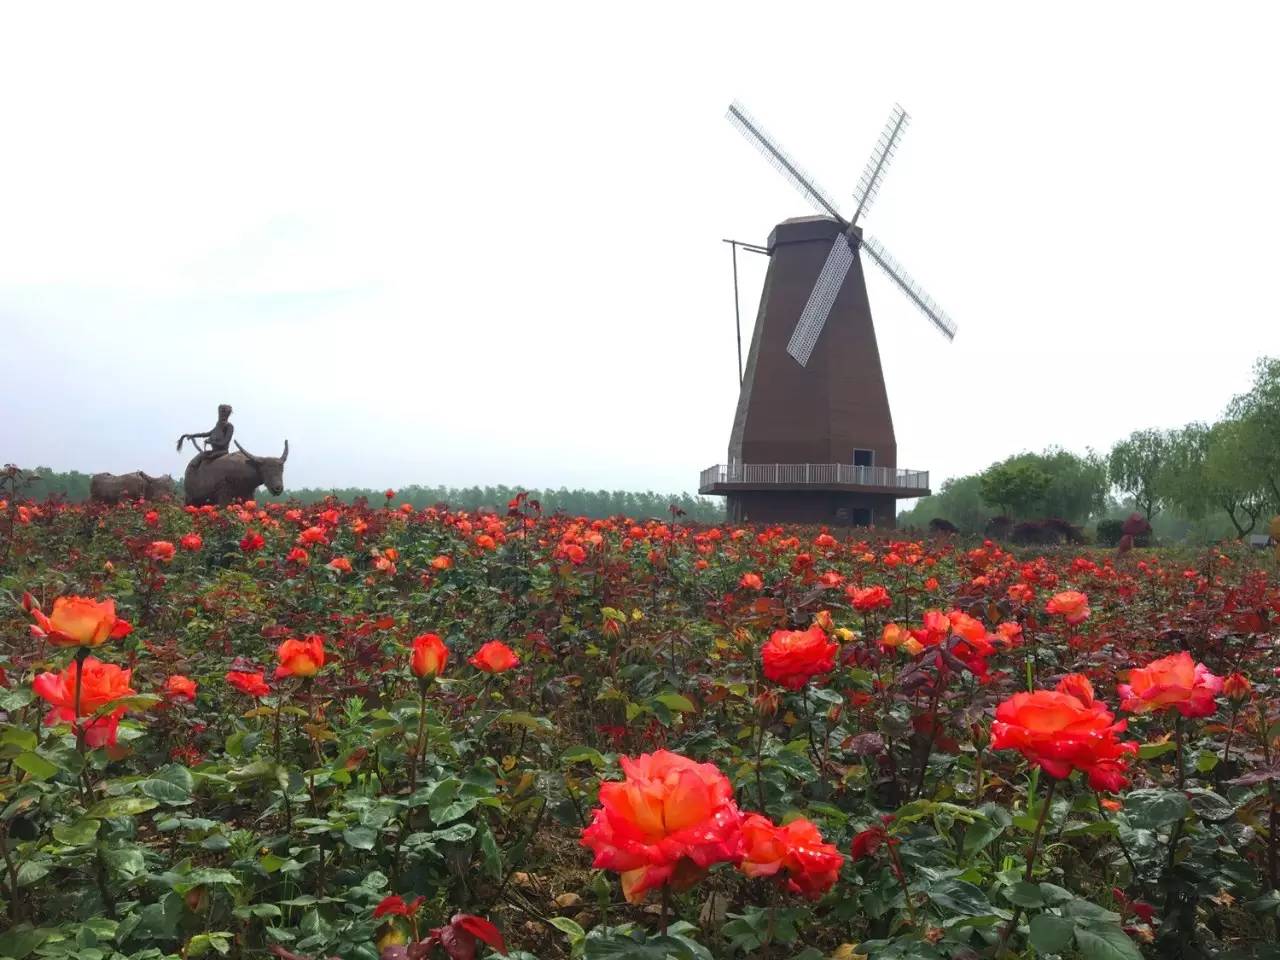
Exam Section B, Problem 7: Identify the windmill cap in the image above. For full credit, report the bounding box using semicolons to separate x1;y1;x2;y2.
767;216;858;253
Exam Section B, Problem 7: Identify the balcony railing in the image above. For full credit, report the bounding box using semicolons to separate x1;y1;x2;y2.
699;463;929;492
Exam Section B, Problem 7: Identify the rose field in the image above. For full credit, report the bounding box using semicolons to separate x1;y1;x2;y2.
3;494;1280;960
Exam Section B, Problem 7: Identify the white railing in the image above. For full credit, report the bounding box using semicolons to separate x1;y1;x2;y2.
699;463;929;491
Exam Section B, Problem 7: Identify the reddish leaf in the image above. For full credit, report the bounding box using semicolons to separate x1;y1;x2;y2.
452;914;507;955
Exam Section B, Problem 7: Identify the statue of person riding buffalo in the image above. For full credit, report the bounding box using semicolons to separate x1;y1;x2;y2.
177;404;289;506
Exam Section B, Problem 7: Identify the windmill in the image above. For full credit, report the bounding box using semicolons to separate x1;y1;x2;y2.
700;101;958;527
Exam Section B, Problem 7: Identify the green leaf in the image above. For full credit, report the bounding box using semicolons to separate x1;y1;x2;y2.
52;818;101;846
1138;741;1178;759
140;777;193;805
550;917;586;942
1123;788;1189;830
928;878;993;916
1005;882;1044;908
963;817;1005;857
0;925;53;959
561;746;607;769
186;932;234;957
1185;787;1235;823
13;751;59;781
89;693;160;719
103;846;147;880
234;904;284;920
1073;922;1142;960
496;710;556;735
15;859;50;886
653;693;695;713
343;825;378;850
166;868;241;893
86;796;159;819
0;727;38;751
1029;914;1075;953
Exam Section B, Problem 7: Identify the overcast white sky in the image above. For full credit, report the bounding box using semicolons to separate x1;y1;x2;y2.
2;3;1277;500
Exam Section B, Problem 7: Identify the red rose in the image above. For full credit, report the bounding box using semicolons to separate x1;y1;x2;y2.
761;626;837;690
847;585;892;612
163;674;197;702
468;641;520;673
225;670;270;697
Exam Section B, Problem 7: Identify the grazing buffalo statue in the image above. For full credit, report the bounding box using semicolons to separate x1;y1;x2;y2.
184;440;288;507
90;471;176;504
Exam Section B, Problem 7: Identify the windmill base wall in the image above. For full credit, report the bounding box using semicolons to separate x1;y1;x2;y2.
725;491;898;528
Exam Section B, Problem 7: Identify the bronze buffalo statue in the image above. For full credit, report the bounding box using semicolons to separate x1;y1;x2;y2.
184;440;288;507
90;471;176;504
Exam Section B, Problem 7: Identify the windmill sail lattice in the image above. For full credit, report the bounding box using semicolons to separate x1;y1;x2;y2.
786;235;854;365
726;100;956;367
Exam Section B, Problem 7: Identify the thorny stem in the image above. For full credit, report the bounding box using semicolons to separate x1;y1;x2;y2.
886;837;917;928
799;688;822;772
1093;791;1140;879
409;680;428;795
995;776;1058;957
1174;714;1185;790
0;824;23;923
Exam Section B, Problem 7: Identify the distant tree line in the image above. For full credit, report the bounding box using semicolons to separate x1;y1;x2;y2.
3;468;726;523
900;356;1280;542
263;484;725;522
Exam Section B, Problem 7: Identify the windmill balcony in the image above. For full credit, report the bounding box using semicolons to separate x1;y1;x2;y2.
699;462;930;498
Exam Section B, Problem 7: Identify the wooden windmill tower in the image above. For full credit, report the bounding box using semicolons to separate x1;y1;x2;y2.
700;102;958;527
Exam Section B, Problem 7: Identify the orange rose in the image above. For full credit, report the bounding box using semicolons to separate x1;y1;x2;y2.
1117;651;1222;718
275;635;326;679
30;596;133;648
580;750;744;903
739;572;764;591
468;641;520;673
410;633;449;679
327;557;353;573
163;674;197;702
739;814;790;878
147;541;176;563
739;813;844;900
991;680;1137;790
1223;672;1252;703
761;625;837;691
33;656;136;747
1045;590;1090;625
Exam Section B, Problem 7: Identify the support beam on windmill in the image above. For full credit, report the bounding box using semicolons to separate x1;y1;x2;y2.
700;101;958;528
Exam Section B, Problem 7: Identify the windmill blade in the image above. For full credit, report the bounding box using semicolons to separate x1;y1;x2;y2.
852;104;909;224
787;235;855;366
862;235;957;340
727;101;845;223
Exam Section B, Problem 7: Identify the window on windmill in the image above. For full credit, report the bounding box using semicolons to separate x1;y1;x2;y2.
853;449;874;467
